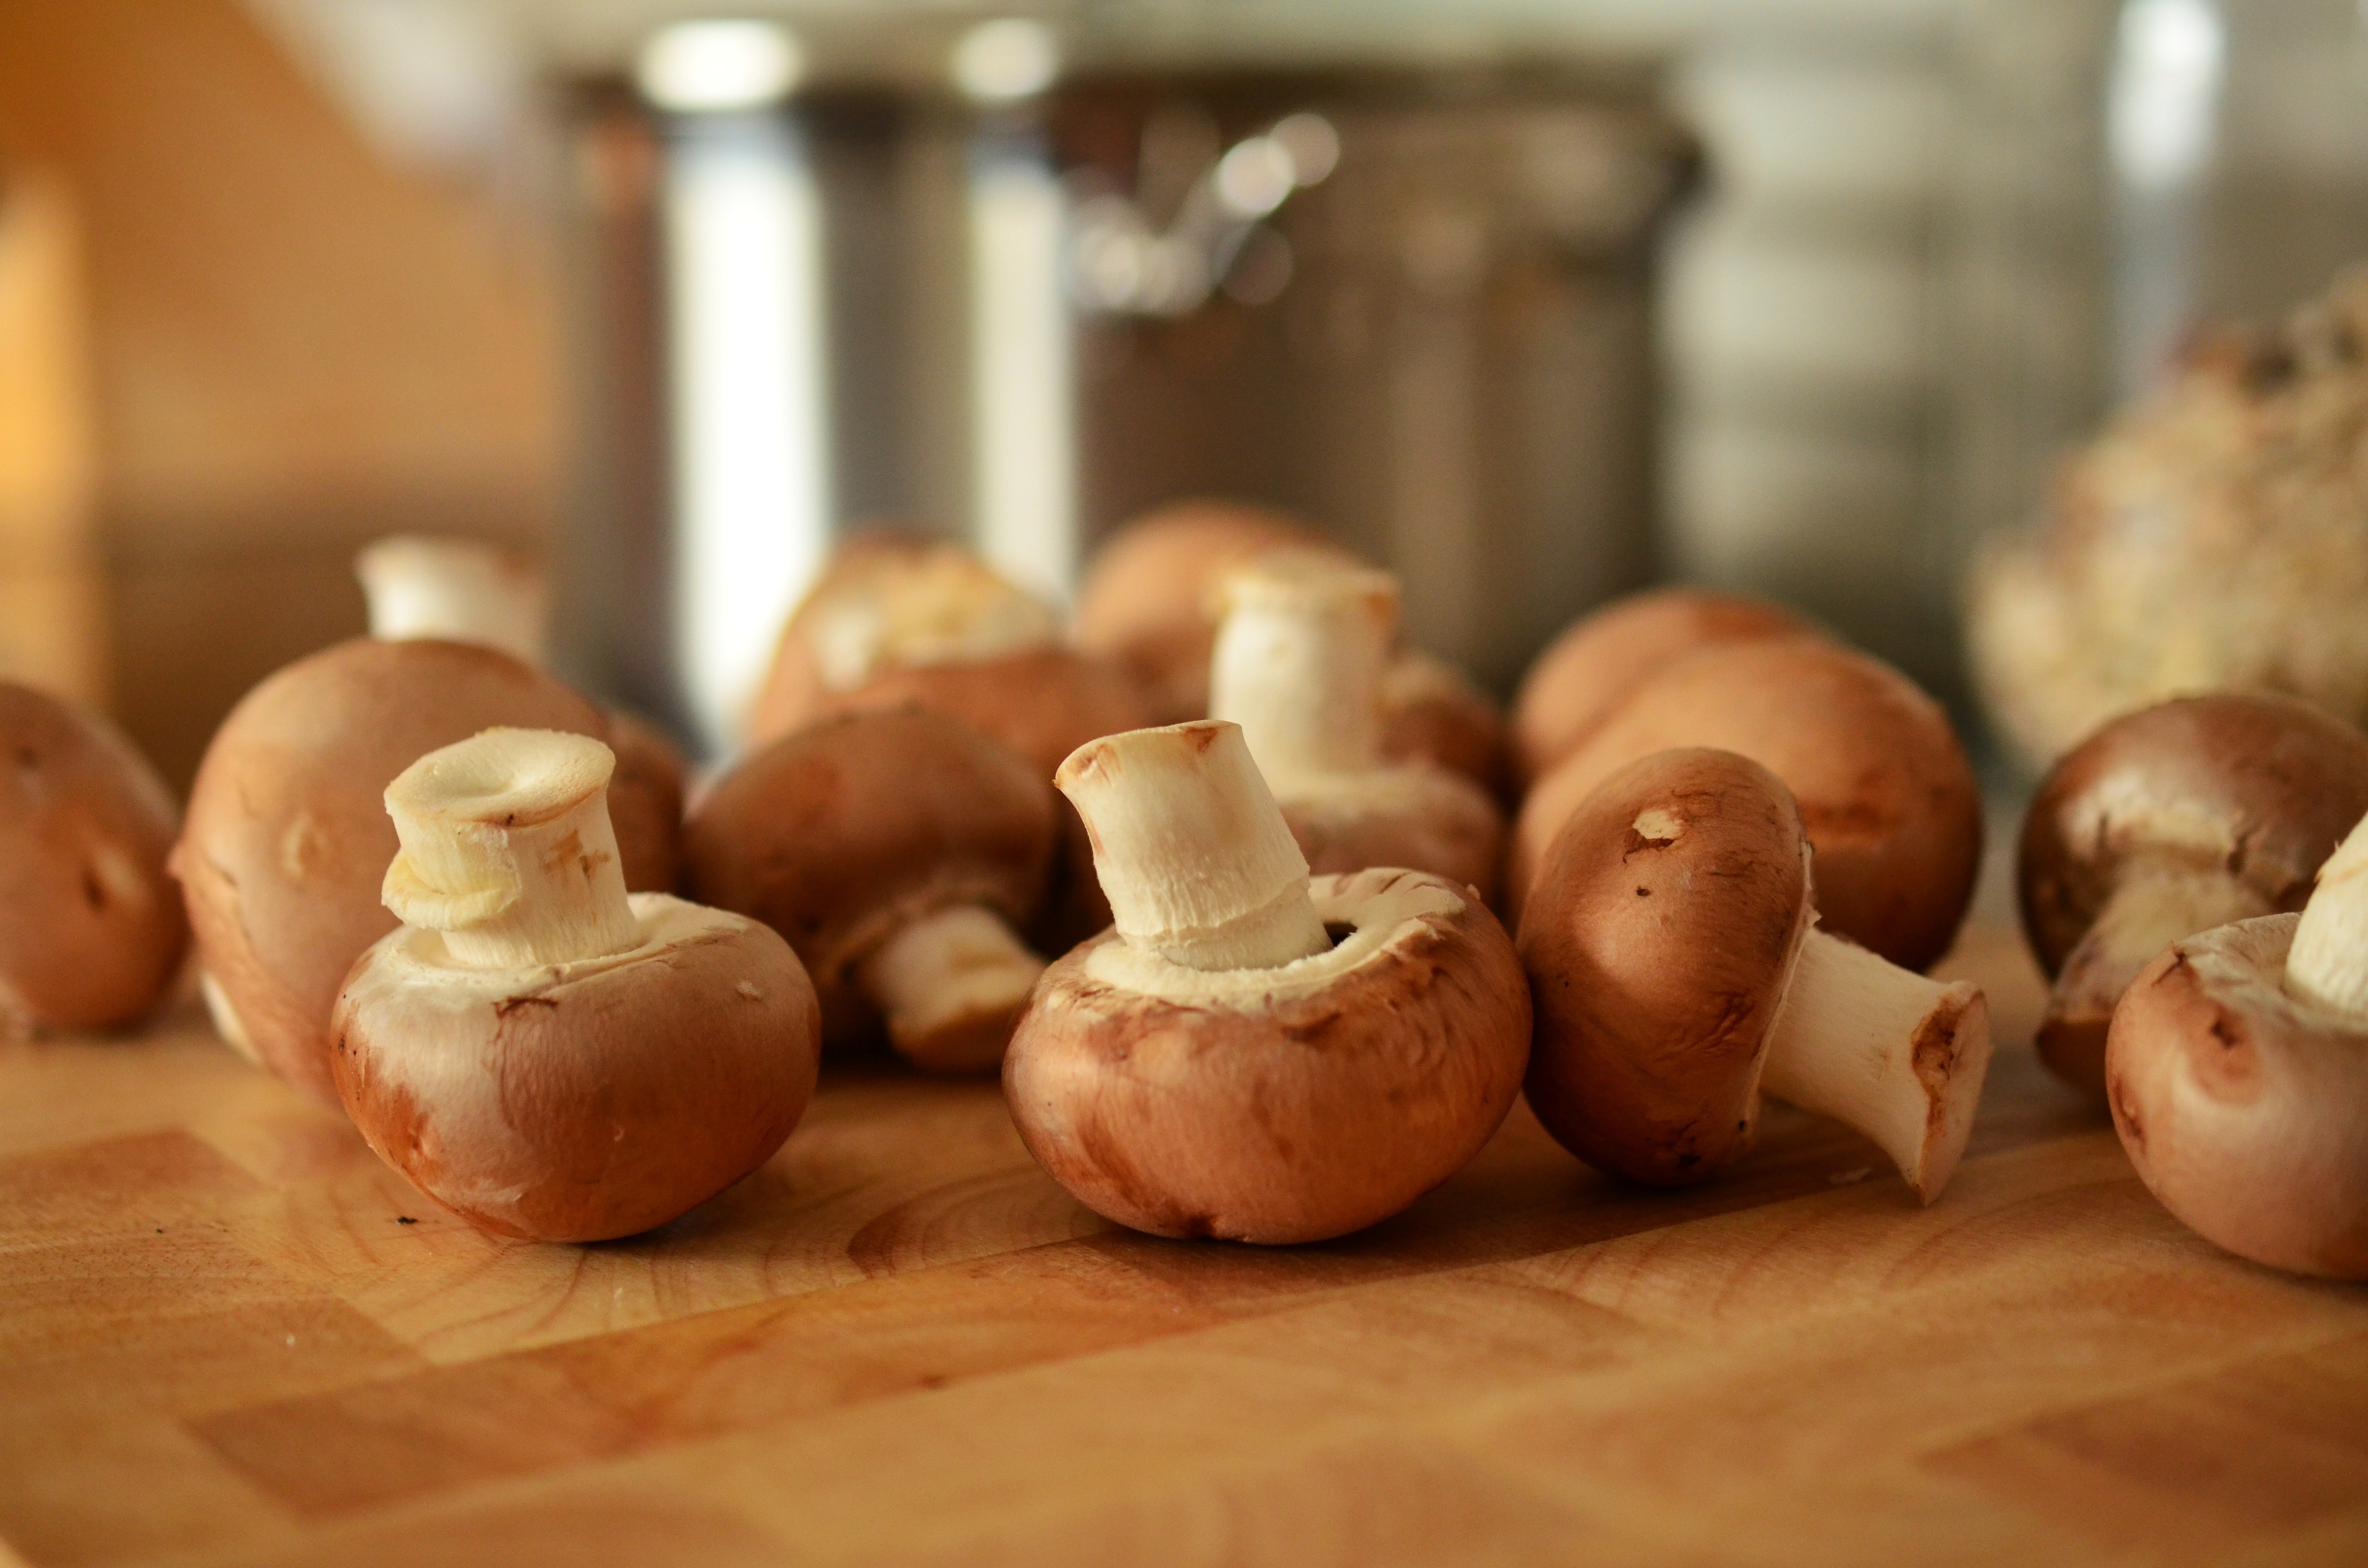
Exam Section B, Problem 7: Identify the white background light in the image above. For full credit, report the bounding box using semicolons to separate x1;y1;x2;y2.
638;20;801;113
952;18;1061;102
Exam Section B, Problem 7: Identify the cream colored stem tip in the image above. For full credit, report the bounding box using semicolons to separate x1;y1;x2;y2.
1057;721;1330;972
855;905;1045;1066
2287;812;2368;1019
1761;929;1991;1202
381;728;639;970
1208;553;1399;786
358;535;548;667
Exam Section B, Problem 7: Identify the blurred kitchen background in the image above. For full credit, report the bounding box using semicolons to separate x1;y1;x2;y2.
5;0;2368;782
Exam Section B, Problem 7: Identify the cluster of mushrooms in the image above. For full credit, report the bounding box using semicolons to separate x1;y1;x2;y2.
1;505;2361;1275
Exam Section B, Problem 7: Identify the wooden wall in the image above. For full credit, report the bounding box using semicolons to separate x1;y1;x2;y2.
0;0;558;786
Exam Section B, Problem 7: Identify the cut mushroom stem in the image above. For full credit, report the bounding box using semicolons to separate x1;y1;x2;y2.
380;728;639;970
1208;553;1398;785
1761;929;1990;1202
2050;864;2275;1030
1057;721;1330;971
358;536;546;667
854;904;1046;1069
2287;815;2368;1017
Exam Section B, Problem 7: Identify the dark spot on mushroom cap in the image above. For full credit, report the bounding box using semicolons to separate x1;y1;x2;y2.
396;1215;418;1225
1622;826;1676;856
81;867;105;909
1636;887;1650;897
15;746;36;769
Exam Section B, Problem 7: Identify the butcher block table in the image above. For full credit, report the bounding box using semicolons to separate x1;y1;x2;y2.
5;923;2366;1568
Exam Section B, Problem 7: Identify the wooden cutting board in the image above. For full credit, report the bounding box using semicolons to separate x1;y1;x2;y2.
3;923;2364;1568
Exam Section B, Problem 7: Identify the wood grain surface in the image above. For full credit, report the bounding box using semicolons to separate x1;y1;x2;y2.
4;923;2365;1567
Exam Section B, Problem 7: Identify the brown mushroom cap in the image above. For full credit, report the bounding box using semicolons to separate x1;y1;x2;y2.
333;894;820;1242
1072;501;1347;723
2107;913;2368;1278
1511;587;1813;787
813;647;1155;782
0;683;188;1033
1380;651;1511;801
1005;866;1530;1244
2018;693;2368;1094
1510;638;1982;972
173;638;620;1102
1518;747;1813;1185
682;708;1056;1044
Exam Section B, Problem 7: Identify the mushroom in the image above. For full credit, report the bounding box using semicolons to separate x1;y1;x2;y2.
1380;650;1512;803
2106;807;2368;1278
1073;500;1342;724
0;682;188;1034
684;708;1056;1072
1510;586;1813;787
174;638;622;1102
1004;720;1530;1244
332;728;818;1242
1520;746;1991;1201
1208;552;1505;903
1509;637;1983;973
2020;692;2368;1097
358;533;683;892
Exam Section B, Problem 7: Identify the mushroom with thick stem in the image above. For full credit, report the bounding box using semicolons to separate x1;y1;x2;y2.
684;709;1056;1072
174;638;626;1103
1005;720;1531;1244
2106;809;2368;1278
332;728;819;1242
1209;551;1504;903
1509;637;1983;973
358;533;684;893
1520;747;1991;1201
2019;692;2368;1097
0;682;188;1034
1510;585;1815;788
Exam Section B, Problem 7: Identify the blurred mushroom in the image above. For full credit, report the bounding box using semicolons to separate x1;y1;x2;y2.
1969;269;2368;769
1511;586;1813;788
333;728;818;1242
684;709;1056;1072
2107;808;2368;1277
2020;693;2368;1096
1209;551;1503;902
357;534;684;892
0;682;187;1034
1380;650;1511;803
1520;747;1991;1202
1510;638;1983;972
174;638;617;1102
1006;721;1529;1243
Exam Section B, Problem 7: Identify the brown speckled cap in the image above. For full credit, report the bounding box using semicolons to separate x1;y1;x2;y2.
1518;747;1813;1186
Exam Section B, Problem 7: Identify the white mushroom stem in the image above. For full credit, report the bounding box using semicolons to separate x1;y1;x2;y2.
380;728;639;970
1759;929;1991;1202
2052;863;2276;1015
1208;555;1399;787
855;905;1045;1052
1057;721;1331;972
2287;813;2368;1018
358;535;548;667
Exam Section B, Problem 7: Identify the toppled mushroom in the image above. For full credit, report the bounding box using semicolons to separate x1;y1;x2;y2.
2020;693;2368;1096
1511;586;1813;788
358;533;683;893
0;682;187;1033
1510;638;1983;973
2107;809;2368;1277
1520;747;1991;1201
333;728;818;1242
1209;552;1504;903
685;709;1056;1071
174;638;622;1102
1004;721;1530;1244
